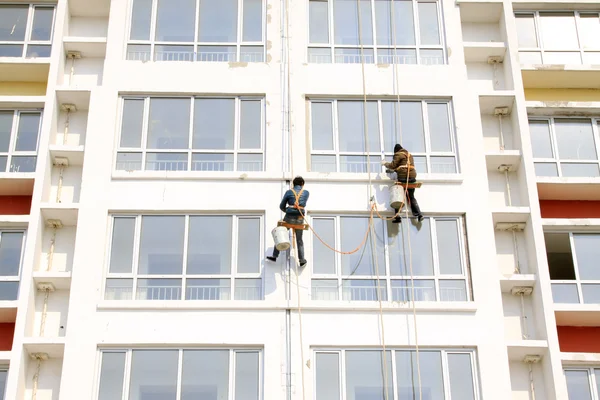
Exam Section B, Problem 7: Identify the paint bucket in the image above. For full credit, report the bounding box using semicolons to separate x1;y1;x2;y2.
272;226;290;251
389;184;406;210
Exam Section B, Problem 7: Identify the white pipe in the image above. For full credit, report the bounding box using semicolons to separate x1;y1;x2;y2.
47;228;56;271
528;363;537;400
56;166;64;203
63;109;70;145
39;290;50;337
512;231;521;274
520;293;529;339
69;56;75;85
31;359;41;400
498;114;505;151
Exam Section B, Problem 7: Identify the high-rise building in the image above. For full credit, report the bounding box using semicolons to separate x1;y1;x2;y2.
0;0;599;399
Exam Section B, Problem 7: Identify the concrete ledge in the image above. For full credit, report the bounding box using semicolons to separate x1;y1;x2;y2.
537;178;600;201
555;304;600;326
521;65;600;89
561;352;600;365
527;100;600;116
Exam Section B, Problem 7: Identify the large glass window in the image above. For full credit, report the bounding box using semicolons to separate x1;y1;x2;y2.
104;215;263;301
0;231;25;301
564;368;600;400
127;0;264;62
311;216;471;302
0;111;42;173
529;118;600;178
308;0;445;64
315;349;479;400
515;12;600;65
0;4;55;58
309;99;458;174
97;349;261;400
116;97;264;172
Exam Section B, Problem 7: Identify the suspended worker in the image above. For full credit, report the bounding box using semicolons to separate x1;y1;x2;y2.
382;144;424;224
267;176;309;267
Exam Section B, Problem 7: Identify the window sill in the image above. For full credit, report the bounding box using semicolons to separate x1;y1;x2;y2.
112;170;285;181
555;303;600;326
303;172;464;184
537;177;600;201
521;64;600;89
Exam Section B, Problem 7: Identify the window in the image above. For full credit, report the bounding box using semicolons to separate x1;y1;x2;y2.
315;349;479;400
0;231;25;301
311;216;471;302
564;368;600;400
0;111;42;173
308;0;445;65
116;97;264;172
515;12;600;64
127;0;264;62
545;232;600;304
310;99;457;174
0;4;55;58
97;349;261;400
105;215;263;301
529;118;600;178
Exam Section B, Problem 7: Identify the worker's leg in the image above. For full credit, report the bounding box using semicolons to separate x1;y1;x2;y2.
392;208;401;223
295;229;307;266
407;178;423;221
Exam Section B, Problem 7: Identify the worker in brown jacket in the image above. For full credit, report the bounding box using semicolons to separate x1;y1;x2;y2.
382;144;424;223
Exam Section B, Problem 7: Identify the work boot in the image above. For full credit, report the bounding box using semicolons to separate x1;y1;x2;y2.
299;259;307;267
417;215;424;223
266;256;277;262
392;217;401;224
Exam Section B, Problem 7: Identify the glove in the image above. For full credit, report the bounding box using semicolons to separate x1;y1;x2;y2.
380;160;387;166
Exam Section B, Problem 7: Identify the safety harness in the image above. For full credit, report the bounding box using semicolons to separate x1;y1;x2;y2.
291;188;305;220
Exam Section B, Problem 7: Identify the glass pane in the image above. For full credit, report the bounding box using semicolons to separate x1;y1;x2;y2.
428;103;452;152
0;282;19;300
235;352;260;400
186;278;230;300
431;157;456;173
120;99;144;148
127;44;151;61
345;351;393;400
565;370;592;400
545;232;575;279
440;280;467;301
198;45;237;62
436;220;462;274
139;216;185;274
519;51;543;64
341;217;384;275
187;216;232;274
0;370;6;399
182;350;229;400
15;113;40;152
130;0;152;40
582;284;600;304
311;155;336;172
534;163;558;177
154;45;194;61
583;52;600;64
377;48;417;64
418;2;440;45
10;156;36;172
240;100;261;149
240;46;264;62
0;232;23;276
529;120;554;158
562;163;600;177
579;15;600;49
313;219;336;274
539;13;579;49
420;49;444;65
311;102;334;151
238;154;263;171
543;51;581;64
312;280;339;300
147;99;190;149
391;279;436;301
193;99;235;149
155;0;195;42
145;153;188;171
105;279;133;300
335;47;374;63
342;279;387;301
235;278;262;300
316;353;340;400
0;44;23;57
199;0;238;42
375;0;415;46
396;351;443;399
0;6;28;41
116;153;142;171
515;14;538;48
98;352;125;400
0;112;13;152
551;283;579;303
243;0;262;41
129;350;178;400
383;102;426;152
136;278;182;300
595;369;600;396
109;218;135;273
309;48;332;63
555;119;597;160
388;218;433;276
25;45;51;58
447;353;476;400
31;7;54;41
237;218;260;273
338;101;379;152
310;1;329;44
340;155;380;173
192;153;234;171
334;0;373;45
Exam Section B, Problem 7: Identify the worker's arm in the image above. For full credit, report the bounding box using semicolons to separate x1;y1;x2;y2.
384;152;406;170
279;191;289;212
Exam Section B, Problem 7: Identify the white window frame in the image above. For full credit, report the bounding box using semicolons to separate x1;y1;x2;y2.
564;367;600;399
308;99;458;175
313;348;481;400
307;0;446;65
115;96;265;172
310;215;472;302
529;117;600;178
0;4;56;58
0;230;26;300
515;11;600;64
96;348;263;400
0;110;42;173
104;214;264;301
125;0;266;62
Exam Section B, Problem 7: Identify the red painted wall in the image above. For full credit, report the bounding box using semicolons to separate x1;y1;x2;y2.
540;200;600;219
0;323;14;351
0;196;31;215
557;326;600;353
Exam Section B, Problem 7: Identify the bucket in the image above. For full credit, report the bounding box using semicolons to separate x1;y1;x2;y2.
389;184;406;210
272;226;291;251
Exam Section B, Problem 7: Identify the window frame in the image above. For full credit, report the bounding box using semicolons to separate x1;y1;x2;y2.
310;215;472;302
0;4;56;58
515;11;600;64
125;0;266;62
96;348;263;400
0;230;26;301
0;109;42;173
308;99;459;175
564;367;600;399
115;96;265;172
529;116;600;178
306;0;446;65
103;214;264;301
313;348;481;400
